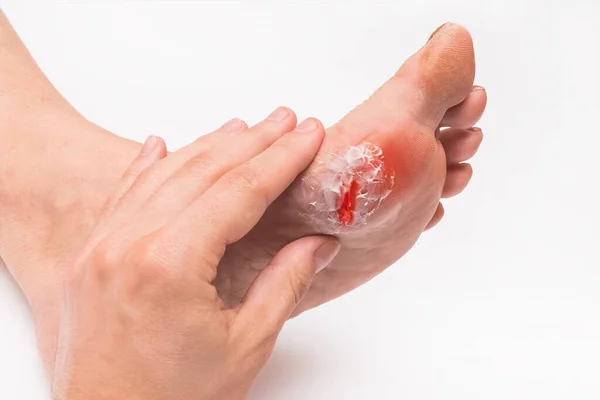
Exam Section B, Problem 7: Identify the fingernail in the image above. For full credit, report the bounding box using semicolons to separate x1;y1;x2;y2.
267;107;290;122
472;85;486;92
140;136;158;157
221;118;244;133
428;22;451;42
313;239;341;273
296;118;318;133
469;127;482;132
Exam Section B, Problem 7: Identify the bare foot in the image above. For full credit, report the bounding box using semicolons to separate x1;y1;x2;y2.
0;11;139;377
216;22;485;313
0;18;484;377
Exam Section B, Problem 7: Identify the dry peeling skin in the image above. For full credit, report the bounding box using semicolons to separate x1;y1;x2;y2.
301;142;395;234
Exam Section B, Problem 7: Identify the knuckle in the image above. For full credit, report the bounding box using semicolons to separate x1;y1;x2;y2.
269;141;296;162
125;237;177;288
286;267;313;306
182;152;218;177
229;165;263;194
85;240;123;284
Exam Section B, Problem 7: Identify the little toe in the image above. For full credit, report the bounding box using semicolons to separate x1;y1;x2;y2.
442;163;473;198
440;127;483;164
440;86;487;129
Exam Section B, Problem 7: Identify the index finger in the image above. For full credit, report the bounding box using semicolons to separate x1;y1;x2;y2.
161;118;325;261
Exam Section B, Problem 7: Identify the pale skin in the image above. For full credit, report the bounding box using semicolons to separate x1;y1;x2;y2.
53;119;339;400
0;10;485;385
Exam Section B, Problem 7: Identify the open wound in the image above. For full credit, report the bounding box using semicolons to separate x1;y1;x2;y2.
302;142;395;232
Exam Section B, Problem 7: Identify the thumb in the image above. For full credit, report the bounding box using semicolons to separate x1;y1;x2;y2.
236;235;340;340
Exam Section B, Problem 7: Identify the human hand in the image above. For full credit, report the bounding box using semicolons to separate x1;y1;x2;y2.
0;14;482;382
52;115;340;400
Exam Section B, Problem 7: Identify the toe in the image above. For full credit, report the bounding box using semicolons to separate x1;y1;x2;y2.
396;22;476;130
440;86;487;129
331;23;475;144
303;24;475;231
425;203;445;230
439;127;483;164
442;163;473;198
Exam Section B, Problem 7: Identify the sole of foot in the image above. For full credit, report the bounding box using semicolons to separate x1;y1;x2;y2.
215;22;486;314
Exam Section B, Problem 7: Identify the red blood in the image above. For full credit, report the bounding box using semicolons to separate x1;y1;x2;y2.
337;179;359;225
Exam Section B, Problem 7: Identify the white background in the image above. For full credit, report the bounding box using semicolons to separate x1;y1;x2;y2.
1;1;599;399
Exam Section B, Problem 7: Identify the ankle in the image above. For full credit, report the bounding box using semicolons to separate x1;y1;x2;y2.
0;103;140;300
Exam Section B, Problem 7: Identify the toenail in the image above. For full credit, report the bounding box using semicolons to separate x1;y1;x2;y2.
428;22;451;42
296;118;318;132
472;85;486;92
267;107;290;122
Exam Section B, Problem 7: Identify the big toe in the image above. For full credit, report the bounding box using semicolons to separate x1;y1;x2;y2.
395;22;476;130
331;23;476;146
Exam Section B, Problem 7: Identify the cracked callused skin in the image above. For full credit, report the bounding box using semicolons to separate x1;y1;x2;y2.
217;24;478;314
299;142;395;234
